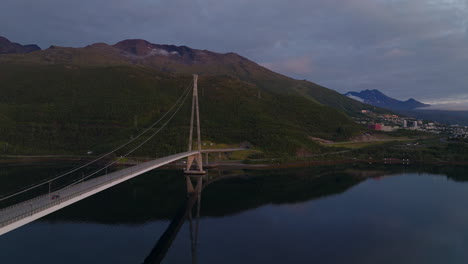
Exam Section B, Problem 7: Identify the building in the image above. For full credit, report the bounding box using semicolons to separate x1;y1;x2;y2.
381;125;397;132
368;124;382;130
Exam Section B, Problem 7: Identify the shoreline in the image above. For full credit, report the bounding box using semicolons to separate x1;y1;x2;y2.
2;155;468;169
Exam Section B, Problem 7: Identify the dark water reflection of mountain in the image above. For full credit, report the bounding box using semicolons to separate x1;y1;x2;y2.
4;164;468;264
11;164;466;224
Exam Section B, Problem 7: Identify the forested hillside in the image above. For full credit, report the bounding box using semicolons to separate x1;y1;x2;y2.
0;38;384;157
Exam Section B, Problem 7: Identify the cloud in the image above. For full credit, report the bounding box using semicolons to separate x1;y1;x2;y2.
383;49;411;58
421;94;468;111
421;103;468;111
1;0;468;102
261;56;314;77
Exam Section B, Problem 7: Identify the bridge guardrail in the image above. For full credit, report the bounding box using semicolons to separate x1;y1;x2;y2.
0;155;177;228
0;165;127;227
0;150;214;230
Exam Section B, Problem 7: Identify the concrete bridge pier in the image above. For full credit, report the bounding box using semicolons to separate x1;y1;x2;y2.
185;153;205;175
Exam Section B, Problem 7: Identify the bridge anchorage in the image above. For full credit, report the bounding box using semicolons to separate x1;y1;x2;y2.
185;74;206;175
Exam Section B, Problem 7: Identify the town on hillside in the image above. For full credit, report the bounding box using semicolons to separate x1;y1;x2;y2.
355;109;468;140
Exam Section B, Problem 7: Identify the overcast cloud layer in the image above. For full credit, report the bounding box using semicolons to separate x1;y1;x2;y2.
1;0;468;107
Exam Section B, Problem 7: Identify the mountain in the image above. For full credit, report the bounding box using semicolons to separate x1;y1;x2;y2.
0;38;372;156
0;39;385;114
345;89;468;125
0;36;41;54
345;89;429;111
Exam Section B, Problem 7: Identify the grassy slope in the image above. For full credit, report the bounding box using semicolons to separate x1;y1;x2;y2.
0;45;387;117
0;64;361;156
0;64;188;154
140;52;390;116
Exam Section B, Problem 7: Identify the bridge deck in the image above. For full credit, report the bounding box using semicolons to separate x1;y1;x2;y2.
0;151;206;236
0;148;244;236
200;148;245;153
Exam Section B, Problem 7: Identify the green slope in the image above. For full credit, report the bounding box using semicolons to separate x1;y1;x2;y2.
0;42;384;116
0;64;361;156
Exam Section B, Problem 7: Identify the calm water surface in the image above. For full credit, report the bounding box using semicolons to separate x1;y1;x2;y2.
2;165;468;263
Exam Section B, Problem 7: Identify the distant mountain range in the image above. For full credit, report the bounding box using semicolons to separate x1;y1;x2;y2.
0;36;41;54
346;89;468;126
0;36;381;155
345;89;430;111
0;37;392;117
0;37;412;120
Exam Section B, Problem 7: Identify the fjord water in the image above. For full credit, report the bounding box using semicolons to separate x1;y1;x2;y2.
2;165;468;263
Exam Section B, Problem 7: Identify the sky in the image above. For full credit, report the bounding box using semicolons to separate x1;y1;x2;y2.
1;0;468;108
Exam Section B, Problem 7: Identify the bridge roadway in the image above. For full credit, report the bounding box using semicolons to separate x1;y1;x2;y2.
0;148;243;236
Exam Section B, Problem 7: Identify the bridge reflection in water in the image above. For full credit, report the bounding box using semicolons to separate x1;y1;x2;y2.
143;174;204;264
143;170;245;264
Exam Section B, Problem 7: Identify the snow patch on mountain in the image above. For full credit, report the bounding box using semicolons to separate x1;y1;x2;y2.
346;94;364;103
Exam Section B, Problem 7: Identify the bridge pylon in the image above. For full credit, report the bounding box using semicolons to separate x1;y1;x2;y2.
185;74;205;175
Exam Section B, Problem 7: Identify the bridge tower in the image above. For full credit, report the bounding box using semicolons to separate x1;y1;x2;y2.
185;74;205;174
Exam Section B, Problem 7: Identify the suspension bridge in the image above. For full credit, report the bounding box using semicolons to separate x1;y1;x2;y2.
0;74;245;236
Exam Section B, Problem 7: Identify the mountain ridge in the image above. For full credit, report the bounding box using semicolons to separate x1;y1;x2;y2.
345;89;468;125
0;36;41;54
0;36;371;155
345;89;429;111
0;37;388;117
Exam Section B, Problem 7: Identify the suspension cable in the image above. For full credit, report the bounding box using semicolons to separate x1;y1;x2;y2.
58;81;193;190
0;79;193;202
